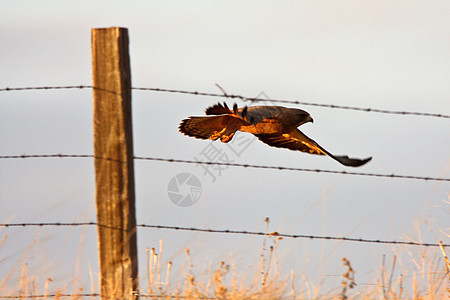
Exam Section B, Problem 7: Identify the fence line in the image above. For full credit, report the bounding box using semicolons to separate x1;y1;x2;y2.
1;154;448;182
0;222;447;248
0;85;92;92
0;293;200;299
133;86;450;118
1;85;449;119
0;294;214;299
0;294;100;299
134;156;450;182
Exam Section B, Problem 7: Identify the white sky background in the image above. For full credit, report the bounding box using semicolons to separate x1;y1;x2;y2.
1;0;449;295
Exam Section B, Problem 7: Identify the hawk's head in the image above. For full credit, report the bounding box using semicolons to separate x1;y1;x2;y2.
293;109;313;125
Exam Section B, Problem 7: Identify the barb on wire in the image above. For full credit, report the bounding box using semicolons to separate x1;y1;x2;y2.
1;85;448;119
0;154;448;182
0;222;447;247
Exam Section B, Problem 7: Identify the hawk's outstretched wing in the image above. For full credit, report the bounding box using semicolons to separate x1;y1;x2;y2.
256;129;372;167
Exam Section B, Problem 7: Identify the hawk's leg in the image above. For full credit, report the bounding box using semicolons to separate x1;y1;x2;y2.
220;132;235;143
210;128;236;143
210;128;227;140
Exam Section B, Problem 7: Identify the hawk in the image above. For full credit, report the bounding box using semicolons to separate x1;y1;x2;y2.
179;102;372;167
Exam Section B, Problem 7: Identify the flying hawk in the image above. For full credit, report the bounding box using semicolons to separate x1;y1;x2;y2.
179;102;372;167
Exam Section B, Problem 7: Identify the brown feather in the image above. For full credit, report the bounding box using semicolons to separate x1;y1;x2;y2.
179;115;246;143
205;102;233;115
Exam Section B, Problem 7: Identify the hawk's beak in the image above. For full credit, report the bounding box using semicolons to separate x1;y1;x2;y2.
301;115;313;125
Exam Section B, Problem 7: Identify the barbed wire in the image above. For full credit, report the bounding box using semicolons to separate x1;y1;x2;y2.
0;222;447;247
0;154;448;182
137;223;449;247
0;293;204;299
0;293;215;299
133;86;450;118
1;85;448;119
0;85;92;92
134;156;450;182
0;293;99;299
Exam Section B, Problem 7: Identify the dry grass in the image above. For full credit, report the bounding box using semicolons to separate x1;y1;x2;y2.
136;217;449;300
0;225;448;299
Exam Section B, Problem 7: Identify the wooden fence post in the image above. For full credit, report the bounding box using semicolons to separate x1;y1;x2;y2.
91;27;138;299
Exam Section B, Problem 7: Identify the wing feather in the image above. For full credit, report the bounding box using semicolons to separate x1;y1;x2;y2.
256;129;326;155
179;115;246;143
256;129;372;167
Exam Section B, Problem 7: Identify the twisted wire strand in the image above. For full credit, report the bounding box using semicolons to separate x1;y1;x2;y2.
0;154;448;182
1;85;448;118
0;294;100;299
0;222;447;247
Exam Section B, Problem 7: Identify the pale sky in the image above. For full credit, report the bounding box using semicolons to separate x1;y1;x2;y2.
1;1;449;296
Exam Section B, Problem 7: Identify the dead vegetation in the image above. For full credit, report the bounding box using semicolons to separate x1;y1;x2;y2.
0;218;448;299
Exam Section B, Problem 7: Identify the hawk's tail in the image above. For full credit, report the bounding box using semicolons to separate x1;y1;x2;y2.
179;115;241;143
